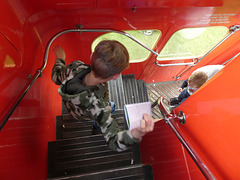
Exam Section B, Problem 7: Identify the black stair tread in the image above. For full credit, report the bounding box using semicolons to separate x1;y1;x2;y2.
55;138;132;152
62;121;94;128
56;152;134;170
61;130;93;139
122;74;140;105
137;80;149;103
59;114;125;122
62;109;125;119
56;138;107;151
48;75;153;179
108;75;126;109
105;174;144;180
47;164;153;180
55;160;134;178
59;114;92;122
61;125;126;139
61;118;126;130
51;134;104;146
52;160;133;177
56;144;111;157
56;149;132;163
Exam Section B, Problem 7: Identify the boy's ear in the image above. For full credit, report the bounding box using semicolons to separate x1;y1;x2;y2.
112;73;120;80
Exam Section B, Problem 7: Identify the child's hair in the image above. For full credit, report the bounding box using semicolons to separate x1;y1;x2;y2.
188;71;208;88
91;40;129;79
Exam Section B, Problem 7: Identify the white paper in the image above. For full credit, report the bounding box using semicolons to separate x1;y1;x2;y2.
124;102;151;130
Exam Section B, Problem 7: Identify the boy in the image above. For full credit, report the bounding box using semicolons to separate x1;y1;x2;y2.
170;65;224;109
51;40;154;152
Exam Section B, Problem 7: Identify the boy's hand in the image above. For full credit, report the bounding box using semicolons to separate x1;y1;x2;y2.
54;46;66;60
178;88;183;92
131;113;154;140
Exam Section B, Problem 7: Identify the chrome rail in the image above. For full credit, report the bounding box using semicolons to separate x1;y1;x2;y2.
43;27;159;70
164;114;216;180
157;96;215;179
0;71;41;130
0;27;158;131
155;58;197;67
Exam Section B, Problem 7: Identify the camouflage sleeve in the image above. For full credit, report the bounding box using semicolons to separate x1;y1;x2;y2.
92;101;139;152
52;59;90;86
51;58;67;85
96;105;140;152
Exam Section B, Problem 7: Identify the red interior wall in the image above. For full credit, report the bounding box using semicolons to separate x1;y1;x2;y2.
0;0;240;179
0;1;60;179
171;55;240;179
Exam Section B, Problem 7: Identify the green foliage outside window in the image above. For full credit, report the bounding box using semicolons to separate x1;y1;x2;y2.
92;30;161;62
92;26;229;62
157;26;229;60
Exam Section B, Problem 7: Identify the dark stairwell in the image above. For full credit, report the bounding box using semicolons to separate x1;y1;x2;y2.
47;74;154;180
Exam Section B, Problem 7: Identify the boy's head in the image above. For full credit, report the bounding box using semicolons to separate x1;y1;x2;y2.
188;71;208;89
91;40;129;80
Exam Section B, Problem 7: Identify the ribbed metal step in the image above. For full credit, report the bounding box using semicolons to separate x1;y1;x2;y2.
108;74;148;110
137;79;149;103
122;74;140;105
147;80;184;119
108;74;126;109
56;110;127;139
48;164;153;180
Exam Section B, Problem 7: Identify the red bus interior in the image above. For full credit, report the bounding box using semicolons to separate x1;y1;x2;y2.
1;0;240;179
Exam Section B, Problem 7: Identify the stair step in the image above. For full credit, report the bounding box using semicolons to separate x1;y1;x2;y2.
47;164;153;180
122;74;140;105
61;118;126;131
137;80;149;103
55;159;133;177
56;138;107;151
53;134;104;147
56;152;134;170
108;74;126;109
48;75;153;179
56;149;130;163
57;109;128;139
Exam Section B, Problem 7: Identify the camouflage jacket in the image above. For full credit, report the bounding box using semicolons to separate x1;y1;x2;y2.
51;58;139;152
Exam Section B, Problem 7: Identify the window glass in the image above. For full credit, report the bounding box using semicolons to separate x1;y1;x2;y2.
157;26;229;60
92;30;161;63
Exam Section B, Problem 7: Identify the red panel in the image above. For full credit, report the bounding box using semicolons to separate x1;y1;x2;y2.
172;56;240;179
0;56;61;180
140;120;205;180
97;0;223;8
0;0;240;179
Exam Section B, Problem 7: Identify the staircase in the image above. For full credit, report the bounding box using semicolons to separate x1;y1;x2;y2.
47;74;154;180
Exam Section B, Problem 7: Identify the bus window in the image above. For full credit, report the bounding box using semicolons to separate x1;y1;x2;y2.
157;26;229;60
92;30;161;63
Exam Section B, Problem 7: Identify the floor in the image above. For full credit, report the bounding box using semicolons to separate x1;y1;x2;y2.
146;80;184;119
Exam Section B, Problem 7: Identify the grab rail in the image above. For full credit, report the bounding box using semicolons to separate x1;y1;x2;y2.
156;96;215;179
0;26;158;131
155;58;197;67
165;115;216;180
0;71;42;130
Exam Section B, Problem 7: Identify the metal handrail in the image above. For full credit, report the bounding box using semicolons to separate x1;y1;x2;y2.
163;114;216;180
173;51;240;80
155;58;197;67
0;27;158;131
155;96;215;179
43;28;159;70
0;71;42;130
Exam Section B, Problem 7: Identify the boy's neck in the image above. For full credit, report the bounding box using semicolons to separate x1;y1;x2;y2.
84;71;107;86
